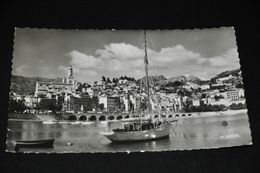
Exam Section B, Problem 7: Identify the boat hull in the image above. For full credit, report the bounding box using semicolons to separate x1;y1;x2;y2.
100;123;172;142
13;138;54;147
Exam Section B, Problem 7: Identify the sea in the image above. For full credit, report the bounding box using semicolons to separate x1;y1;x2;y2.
6;110;252;153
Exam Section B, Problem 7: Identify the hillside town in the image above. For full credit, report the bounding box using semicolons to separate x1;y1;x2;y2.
9;65;246;115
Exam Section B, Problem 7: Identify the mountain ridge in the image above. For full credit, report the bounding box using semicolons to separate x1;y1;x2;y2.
10;68;241;95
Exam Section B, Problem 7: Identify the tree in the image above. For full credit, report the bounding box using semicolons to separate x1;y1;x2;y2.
107;77;112;83
102;76;106;82
112;78;119;84
235;82;243;88
140;98;148;112
99;103;104;111
9;99;27;113
229;103;246;110
39;99;57;113
83;104;93;112
214;95;224;101
182;98;193;112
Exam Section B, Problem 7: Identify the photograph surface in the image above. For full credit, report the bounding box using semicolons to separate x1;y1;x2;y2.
6;28;252;153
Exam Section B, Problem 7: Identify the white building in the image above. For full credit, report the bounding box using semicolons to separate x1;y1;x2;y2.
216;75;233;82
185;82;201;90
192;99;200;106
99;96;120;112
24;95;41;108
200;84;210;90
227;90;240;100
238;89;245;97
35;66;77;98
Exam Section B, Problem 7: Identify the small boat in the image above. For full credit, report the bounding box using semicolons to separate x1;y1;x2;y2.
43;121;57;124
12;138;54;147
70;121;81;125
58;121;71;124
81;121;94;125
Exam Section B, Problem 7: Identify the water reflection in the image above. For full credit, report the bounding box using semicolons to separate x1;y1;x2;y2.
6;113;252;152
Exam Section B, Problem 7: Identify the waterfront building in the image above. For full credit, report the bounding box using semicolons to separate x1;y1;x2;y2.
172;97;183;111
69;94;93;112
99;96;120;112
35;66;77;98
207;98;230;106
207;98;245;107
160;96;171;111
24;95;41;108
227;90;240;100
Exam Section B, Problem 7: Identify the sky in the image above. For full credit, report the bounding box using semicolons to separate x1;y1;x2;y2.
12;27;240;83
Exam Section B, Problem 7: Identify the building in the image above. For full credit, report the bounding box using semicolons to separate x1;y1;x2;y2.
192;99;200;106
24;95;41;108
35;66;77;98
238;89;245;98
207;98;246;107
160;96;171;111
186;82;201;90
200;84;210;90
69;94;93;112
216;75;233;82
211;83;224;88
99;96;120;112
227;90;240;100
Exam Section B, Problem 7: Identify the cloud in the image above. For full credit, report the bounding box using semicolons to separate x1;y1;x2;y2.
193;48;239;79
15;64;29;73
96;43;143;60
58;65;68;72
63;43;239;81
37;66;50;71
81;70;97;76
38;60;44;63
58;65;97;76
67;50;102;69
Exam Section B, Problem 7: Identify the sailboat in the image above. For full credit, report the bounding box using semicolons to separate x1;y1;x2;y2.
100;30;177;142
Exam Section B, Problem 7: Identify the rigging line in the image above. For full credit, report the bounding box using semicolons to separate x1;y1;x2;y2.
147;31;157;52
170;120;178;135
147;65;155;89
137;30;144;49
97;136;105;143
147;31;162;77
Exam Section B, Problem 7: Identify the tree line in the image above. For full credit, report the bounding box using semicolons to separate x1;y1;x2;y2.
183;101;246;112
102;76;136;84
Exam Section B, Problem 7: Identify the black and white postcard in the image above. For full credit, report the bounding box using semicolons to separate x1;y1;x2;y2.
6;28;252;153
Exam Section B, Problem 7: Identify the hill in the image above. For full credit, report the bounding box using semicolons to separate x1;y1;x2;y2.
210;68;241;82
10;75;62;95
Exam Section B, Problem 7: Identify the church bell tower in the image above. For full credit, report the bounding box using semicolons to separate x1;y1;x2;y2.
67;65;75;84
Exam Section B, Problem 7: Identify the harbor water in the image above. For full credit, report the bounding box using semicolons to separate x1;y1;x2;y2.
6;111;252;153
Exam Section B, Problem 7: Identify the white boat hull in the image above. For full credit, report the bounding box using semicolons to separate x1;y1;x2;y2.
43;121;57;124
100;123;172;142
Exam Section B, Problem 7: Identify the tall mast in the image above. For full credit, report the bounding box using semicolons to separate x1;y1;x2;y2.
144;30;151;114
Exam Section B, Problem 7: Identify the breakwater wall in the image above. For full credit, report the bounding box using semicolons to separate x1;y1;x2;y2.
8;113;62;121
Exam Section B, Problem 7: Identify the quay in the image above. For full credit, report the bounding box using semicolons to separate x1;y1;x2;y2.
9;109;246;122
62;112;196;121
